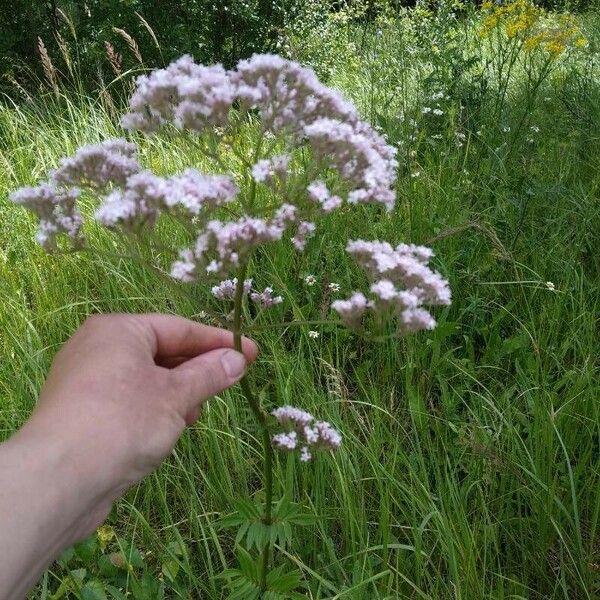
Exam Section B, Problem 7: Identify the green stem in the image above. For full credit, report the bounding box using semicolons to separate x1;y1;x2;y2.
231;261;274;593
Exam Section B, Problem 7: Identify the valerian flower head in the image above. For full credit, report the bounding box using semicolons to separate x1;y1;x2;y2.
9;183;82;250
271;405;341;461
9;54;450;338
251;154;290;184
250;287;283;308
51;139;140;189
121;55;236;134
332;240;451;335
211;278;253;300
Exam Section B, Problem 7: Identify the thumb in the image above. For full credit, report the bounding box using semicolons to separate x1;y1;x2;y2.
170;348;247;416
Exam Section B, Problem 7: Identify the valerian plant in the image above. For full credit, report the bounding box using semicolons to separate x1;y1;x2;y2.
10;54;451;598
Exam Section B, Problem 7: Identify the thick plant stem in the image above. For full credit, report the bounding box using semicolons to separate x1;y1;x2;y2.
232;262;274;593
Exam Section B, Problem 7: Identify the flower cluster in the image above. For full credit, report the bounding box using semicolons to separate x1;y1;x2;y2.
11;55;400;294
211;278;253;300
210;278;284;308
480;0;587;58
9;184;82;249
120;55;235;134
122;53;398;212
51;138;140;189
271;405;342;462
332;240;451;334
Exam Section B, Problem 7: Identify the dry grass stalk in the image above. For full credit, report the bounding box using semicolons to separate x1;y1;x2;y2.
104;41;123;77
56;32;74;78
135;11;161;52
37;37;60;95
57;8;77;41
97;66;119;121
112;27;143;64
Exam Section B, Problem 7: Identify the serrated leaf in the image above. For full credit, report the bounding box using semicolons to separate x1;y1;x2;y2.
161;559;180;582
266;567;302;593
235;521;251;545
105;586;127;600
57;547;75;567
80;580;108;600
286;513;317;526
70;568;87;583
166;540;186;557
74;536;98;563
218;512;246;529
236;546;259;581
233;498;261;520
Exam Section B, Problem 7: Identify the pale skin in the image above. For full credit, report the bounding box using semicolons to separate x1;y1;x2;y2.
0;313;258;600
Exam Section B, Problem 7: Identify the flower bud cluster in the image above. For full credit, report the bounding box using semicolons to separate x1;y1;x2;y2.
271;405;342;462
332;240;451;334
211;278;253;300
210;278;283;308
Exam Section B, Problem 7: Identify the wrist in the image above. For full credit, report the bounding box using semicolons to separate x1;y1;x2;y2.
1;425;109;553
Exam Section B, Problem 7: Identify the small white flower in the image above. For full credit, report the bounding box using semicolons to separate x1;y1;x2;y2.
304;274;317;286
432;108;444;116
421;106;432;114
411;171;421;178
530;125;540;133
308;330;319;339
328;282;340;292
546;281;555;290
502;126;511;133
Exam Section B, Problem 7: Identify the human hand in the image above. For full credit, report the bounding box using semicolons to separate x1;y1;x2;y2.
0;313;257;599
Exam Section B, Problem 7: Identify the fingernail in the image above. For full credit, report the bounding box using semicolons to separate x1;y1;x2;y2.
221;350;247;380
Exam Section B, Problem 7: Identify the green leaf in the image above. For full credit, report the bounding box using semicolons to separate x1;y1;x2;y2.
57;547;75;567
236;547;259;581
161;559;180;582
266;567;302;593
105;586;128;600
74;536;99;563
80;580;108;600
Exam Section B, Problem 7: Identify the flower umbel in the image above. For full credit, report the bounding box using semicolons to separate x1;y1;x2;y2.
271;405;342;461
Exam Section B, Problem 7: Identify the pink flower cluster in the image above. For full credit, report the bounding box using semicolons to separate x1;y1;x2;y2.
171;215;289;280
9;183;81;249
121;55;235;134
332;240;451;334
271;405;342;462
210;278;283;308
251;154;290;184
51;139;140;189
122;53;398;212
211;278;253;300
307;181;342;213
95;167;239;228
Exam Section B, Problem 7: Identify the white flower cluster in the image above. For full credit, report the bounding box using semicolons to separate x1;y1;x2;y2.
331;240;451;335
271;405;342;462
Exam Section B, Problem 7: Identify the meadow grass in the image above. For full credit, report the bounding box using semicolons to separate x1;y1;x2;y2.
1;7;599;599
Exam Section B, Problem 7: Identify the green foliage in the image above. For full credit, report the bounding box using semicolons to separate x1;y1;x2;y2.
46;528;193;599
219;497;316;552
1;4;600;599
219;548;305;599
0;0;296;96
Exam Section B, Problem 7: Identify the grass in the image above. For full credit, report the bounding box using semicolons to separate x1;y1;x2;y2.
1;5;599;599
